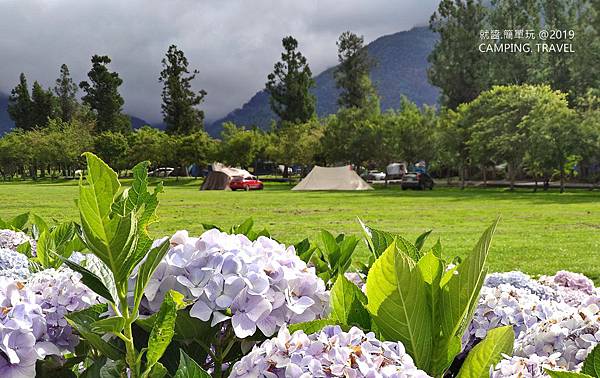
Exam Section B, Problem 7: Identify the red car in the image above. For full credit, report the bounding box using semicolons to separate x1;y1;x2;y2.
229;176;264;191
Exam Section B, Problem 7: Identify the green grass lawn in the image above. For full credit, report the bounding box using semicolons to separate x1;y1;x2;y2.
1;179;599;280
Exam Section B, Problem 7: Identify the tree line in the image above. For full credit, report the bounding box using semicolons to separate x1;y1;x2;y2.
1;0;600;191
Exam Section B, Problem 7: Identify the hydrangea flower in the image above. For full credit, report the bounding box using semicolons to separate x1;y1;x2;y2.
491;353;562;377
229;325;432;377
514;304;600;370
0;229;35;255
137;229;329;339
27;268;99;351
0;248;30;280
464;284;570;351
540;271;599;307
484;271;558;300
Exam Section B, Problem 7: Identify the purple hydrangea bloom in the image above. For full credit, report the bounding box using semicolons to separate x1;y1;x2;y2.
0;248;30;280
484;271;559;300
0;230;35;255
135;229;329;339
229;325;431;377
491;353;562;377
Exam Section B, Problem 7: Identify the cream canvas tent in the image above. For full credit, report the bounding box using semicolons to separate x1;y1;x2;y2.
201;163;253;190
292;165;373;191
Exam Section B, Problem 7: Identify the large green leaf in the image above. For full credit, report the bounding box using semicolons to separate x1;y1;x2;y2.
582;344;600;376
330;274;370;329
433;219;499;374
366;242;433;370
145;290;183;372
65;304;124;361
91;316;125;334
173;350;211;378
9;212;30;230
457;326;514;378
417;251;443;333
63;259;115;303
36;222;78;269
415;230;433;251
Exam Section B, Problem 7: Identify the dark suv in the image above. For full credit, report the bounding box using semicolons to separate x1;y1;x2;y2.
401;172;434;190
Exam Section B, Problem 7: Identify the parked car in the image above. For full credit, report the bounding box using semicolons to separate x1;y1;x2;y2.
386;162;407;180
148;167;174;177
401;172;434;190
361;170;386;181
230;176;264;191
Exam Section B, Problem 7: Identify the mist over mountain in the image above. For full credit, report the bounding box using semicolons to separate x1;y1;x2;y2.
206;26;439;137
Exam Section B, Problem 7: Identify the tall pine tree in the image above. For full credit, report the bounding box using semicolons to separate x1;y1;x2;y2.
265;36;316;125
159;45;207;135
30;81;56;128
334;31;377;110
54;64;78;122
80;55;130;133
7;73;34;130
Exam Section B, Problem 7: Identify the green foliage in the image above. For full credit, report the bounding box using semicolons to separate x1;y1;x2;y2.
363;219;498;376
456;326;514;378
160;45;207;135
0;211;30;230
266;35;316;125
7;73;35;130
303;229;359;285
54;64;79;122
33;221;83;269
330;274;370;329
66;153;175;378
581;344;600;376
201;217;271;241
218;123;268;168
173;350;210;378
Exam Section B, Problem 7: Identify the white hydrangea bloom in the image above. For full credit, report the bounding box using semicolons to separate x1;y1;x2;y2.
229;325;432;378
0;248;31;280
136;229;329;339
491;353;562;377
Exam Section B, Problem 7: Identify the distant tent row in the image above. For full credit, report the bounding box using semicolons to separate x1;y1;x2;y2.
201;163;253;190
201;164;372;191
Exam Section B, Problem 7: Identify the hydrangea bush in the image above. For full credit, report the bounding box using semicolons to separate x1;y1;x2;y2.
230;325;431;377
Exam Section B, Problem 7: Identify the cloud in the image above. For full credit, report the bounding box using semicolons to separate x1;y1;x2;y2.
0;0;438;122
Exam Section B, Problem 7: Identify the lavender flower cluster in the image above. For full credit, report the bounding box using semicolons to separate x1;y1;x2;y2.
476;271;600;376
0;250;98;378
138;229;329;339
0;248;31;280
229;325;431;378
0;229;35;255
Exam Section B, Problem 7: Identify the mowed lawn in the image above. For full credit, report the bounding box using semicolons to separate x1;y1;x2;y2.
1;179;599;280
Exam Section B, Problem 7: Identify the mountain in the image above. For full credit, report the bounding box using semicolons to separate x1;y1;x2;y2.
207;26;439;137
0;92;15;135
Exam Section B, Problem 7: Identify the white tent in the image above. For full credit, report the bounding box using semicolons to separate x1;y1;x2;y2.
292;166;373;191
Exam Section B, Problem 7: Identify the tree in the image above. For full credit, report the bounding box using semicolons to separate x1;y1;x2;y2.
7;73;34;130
80;55;131;133
168;132;216;177
127;127;171;169
218;123;266;169
31;81;57;128
266;120;323;170
334;31;377;110
159;45;207;135
266;36;316;125
465;85;571;190
94;131;129;172
429;0;489;109
54;64;78;122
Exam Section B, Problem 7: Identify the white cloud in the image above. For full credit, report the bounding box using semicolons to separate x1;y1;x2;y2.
0;0;438;122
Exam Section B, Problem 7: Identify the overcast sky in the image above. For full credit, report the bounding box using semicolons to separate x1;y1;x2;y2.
0;0;438;123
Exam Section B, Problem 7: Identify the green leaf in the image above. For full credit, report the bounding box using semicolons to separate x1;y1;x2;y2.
433;219;499;374
415;230;433;251
63;259;115;303
287;319;340;334
582;344;600;376
99;359;127;378
366;242;433;370
319;229;340;265
174;350;210;378
457;326;514;378
337;236;360;274
145;290;183;372
9;212;29;230
417;251;443;334
232;218;254;235
148;362;168;378
330;275;370;329
545;371;593;378
91;316;125;334
30;213;49;239
65;304;124;361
